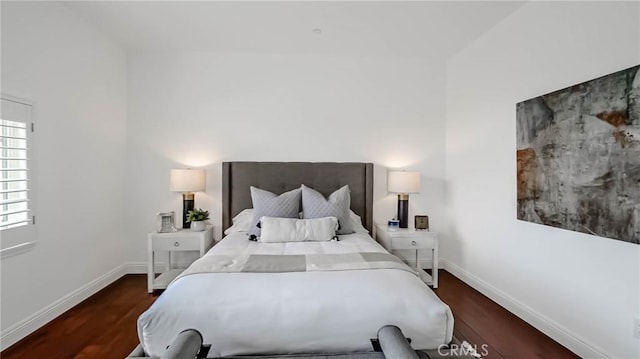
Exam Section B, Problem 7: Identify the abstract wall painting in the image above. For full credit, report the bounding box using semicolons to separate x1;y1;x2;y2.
516;65;639;244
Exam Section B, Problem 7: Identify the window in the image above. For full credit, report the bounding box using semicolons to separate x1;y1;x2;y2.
1;97;36;257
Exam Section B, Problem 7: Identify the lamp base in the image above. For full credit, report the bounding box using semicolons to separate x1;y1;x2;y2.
397;194;409;229
182;193;195;229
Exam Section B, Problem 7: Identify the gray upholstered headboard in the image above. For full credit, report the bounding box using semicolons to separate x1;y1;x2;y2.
222;162;374;234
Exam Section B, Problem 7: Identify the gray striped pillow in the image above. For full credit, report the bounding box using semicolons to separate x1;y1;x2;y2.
301;184;354;235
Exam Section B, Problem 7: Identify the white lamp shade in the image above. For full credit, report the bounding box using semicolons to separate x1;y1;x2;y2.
388;171;421;194
170;169;206;193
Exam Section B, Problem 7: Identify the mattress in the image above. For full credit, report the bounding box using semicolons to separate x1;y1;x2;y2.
137;232;453;357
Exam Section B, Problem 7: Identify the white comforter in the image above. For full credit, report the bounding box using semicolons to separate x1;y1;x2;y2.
138;232;454;357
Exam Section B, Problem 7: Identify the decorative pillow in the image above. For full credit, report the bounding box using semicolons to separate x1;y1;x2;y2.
259;216;338;243
301;184;354;235
249;187;301;239
224;208;367;236
224;209;254;235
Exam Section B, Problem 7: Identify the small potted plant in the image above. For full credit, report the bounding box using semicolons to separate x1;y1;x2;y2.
186;208;209;232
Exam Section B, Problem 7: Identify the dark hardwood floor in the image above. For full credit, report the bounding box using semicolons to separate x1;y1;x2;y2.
434;271;578;359
1;271;578;359
1;275;157;359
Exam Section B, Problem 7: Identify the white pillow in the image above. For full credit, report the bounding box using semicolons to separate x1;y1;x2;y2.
224;209;254;235
225;209;369;235
349;211;369;234
259;216;338;243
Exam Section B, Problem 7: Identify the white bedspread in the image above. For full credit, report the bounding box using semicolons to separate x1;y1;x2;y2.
137;232;454;357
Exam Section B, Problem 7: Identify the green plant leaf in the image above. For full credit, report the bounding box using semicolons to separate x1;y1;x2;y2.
186;208;210;222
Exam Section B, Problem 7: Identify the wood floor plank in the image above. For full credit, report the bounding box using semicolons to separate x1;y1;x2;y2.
434;271;578;359
1;275;157;359
2;271;578;359
450;317;505;359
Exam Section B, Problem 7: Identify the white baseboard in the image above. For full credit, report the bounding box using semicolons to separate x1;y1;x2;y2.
0;263;127;350
440;258;611;359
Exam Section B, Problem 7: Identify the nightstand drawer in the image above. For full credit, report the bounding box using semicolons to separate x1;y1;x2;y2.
152;236;200;251
392;236;435;250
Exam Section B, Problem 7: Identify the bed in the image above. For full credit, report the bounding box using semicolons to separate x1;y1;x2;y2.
133;162;453;358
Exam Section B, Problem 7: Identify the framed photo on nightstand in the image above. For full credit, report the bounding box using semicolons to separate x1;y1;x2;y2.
415;215;429;230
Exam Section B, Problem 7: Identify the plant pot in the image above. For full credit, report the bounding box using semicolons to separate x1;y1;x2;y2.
190;221;206;232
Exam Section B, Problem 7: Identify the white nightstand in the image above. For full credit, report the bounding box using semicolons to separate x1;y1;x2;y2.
147;226;214;293
376;225;439;288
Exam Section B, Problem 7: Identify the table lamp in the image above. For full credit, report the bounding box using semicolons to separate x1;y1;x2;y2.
388;170;421;228
170;169;206;229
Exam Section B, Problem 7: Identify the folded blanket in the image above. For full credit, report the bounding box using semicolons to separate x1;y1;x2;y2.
173;252;417;284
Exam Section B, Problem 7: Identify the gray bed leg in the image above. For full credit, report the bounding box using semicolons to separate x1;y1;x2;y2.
161;329;205;359
377;325;419;359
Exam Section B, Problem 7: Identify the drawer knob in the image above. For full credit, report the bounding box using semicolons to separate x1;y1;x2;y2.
174;241;180;247
412;241;417;246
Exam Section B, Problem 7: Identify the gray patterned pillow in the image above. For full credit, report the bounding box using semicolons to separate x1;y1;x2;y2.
249;186;301;239
301;184;354;235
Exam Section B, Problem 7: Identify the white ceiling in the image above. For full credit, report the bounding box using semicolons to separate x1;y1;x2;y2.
65;1;524;58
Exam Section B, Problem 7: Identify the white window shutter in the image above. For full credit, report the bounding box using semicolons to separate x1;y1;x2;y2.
1;97;36;256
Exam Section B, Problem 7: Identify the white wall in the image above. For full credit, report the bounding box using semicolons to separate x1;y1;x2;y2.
445;2;640;358
125;52;446;264
0;2;128;348
5;1;636;355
